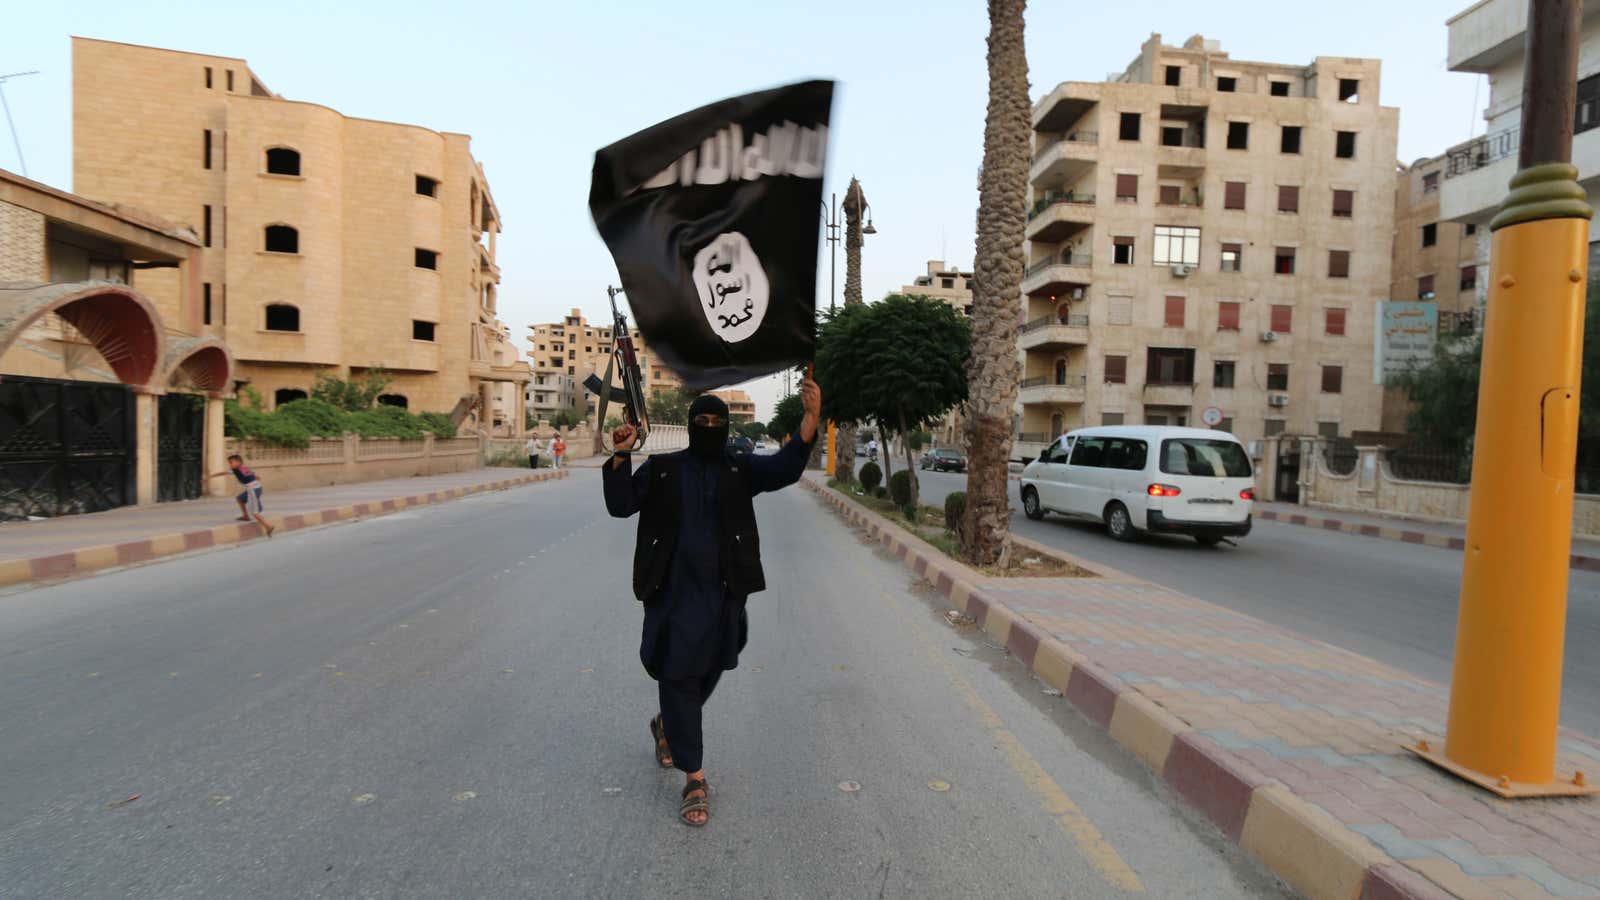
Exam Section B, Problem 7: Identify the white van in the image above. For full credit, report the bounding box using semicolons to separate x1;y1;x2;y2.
1019;426;1255;545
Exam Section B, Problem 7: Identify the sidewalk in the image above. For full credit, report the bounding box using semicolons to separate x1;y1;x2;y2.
1255;501;1600;572
0;467;567;588
805;474;1600;900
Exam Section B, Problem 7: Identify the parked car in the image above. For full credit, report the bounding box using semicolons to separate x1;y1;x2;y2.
1018;426;1254;546
920;448;967;472
727;435;755;454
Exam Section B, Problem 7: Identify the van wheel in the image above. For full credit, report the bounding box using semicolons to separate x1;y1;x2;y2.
1022;487;1045;520
1105;502;1137;542
1194;535;1222;548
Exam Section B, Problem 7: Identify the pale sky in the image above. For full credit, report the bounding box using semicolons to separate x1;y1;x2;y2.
1;0;1487;419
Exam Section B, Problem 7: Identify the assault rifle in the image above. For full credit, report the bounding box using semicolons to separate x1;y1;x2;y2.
583;286;651;450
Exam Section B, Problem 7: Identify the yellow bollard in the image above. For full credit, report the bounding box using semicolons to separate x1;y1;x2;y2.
1414;163;1597;796
826;421;837;476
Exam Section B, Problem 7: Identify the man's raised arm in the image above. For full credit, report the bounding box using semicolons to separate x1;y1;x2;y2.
602;423;652;517
748;376;821;495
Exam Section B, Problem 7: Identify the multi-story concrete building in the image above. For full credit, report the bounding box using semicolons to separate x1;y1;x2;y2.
526;308;683;423
900;260;972;447
710;389;756;424
1017;33;1398;460
70;37;529;434
526;371;577;422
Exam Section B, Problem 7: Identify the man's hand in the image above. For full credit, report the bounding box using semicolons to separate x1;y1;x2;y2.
613;423;638;451
799;377;821;443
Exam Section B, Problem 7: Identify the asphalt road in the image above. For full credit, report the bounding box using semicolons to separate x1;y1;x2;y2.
910;468;1600;736
0;472;1286;899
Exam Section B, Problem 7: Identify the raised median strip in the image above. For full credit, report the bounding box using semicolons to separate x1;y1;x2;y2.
1253;507;1600;572
803;475;1600;900
0;469;568;590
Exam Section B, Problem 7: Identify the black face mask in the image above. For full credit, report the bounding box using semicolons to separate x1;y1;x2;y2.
687;395;730;460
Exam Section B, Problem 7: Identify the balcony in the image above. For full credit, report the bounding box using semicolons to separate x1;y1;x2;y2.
1020;374;1087;406
1030;132;1097;187
1033;85;1098;132
1019;314;1089;352
1142;381;1196;407
1025;193;1095;242
1021;252;1093;299
1447;0;1526;73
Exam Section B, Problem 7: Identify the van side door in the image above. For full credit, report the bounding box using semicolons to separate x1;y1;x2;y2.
1064;436;1110;516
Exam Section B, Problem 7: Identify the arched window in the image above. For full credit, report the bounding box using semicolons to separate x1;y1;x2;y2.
275;388;307;407
264;225;299;254
265;147;301;176
264;304;300;332
1053;359;1067;384
378;394;409;409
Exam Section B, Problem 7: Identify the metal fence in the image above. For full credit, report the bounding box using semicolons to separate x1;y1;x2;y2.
1385;442;1473;484
1024;252;1092;279
1322;438;1358;476
1445;125;1520;179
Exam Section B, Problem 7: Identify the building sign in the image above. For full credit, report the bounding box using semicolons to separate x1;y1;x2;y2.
1374;301;1437;384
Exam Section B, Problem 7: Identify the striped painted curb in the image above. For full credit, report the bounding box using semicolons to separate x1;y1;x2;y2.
1255;507;1600;572
802;477;1454;900
0;469;569;590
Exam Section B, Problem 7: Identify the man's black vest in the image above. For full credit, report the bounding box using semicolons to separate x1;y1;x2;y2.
630;451;764;603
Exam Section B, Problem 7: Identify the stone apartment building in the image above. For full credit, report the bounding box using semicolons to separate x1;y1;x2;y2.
526;370;577;423
710;389;756;424
70;37;529;434
1017;33;1398;461
527;308;683;423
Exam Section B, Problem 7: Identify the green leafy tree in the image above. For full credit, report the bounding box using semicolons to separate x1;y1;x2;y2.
605;414;624;430
737;421;767;440
312;368;394;411
769;392;804;442
648;387;692;426
908;429;933;451
1390;333;1484;448
549;409;583;430
814;294;970;512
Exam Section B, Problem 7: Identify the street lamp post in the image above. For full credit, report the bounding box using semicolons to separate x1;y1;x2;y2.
821;193;841;312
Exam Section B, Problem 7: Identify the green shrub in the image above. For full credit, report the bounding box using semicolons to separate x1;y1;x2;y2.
944;491;967;536
417;411;457;439
274;398;346;437
902;504;919;523
344;405;428;439
874;486;888;499
858;461;882;493
224;400;311;448
889;470;911;507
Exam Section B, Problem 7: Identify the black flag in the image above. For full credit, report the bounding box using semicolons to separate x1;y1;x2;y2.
589;80;833;392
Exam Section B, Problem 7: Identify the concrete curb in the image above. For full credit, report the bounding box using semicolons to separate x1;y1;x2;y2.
802;478;1454;900
0;469;569;590
1254;507;1600;572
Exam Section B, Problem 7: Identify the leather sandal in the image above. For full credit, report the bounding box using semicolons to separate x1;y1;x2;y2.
680;777;709;827
649;714;673;768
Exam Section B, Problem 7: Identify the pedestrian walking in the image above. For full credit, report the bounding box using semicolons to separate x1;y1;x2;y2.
552;433;567;469
525;434;544;469
603;378;821;826
207;453;274;538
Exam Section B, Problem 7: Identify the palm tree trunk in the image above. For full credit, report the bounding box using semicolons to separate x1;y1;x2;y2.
962;0;1029;566
832;178;867;481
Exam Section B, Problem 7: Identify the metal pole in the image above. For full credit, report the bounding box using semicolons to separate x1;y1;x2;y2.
0;70;39;179
1417;0;1597;797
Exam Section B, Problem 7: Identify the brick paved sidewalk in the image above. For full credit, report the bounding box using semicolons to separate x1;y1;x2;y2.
805;475;1600;900
0;467;566;587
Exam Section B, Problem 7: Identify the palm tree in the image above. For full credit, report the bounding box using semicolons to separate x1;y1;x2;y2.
962;0;1029;566
832;177;866;480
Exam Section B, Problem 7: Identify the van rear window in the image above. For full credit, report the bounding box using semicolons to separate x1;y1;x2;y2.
1160;439;1252;477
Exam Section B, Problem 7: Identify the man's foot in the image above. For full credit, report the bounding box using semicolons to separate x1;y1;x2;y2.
649;715;673;768
237;516;251;522
680;776;709;827
264;524;275;539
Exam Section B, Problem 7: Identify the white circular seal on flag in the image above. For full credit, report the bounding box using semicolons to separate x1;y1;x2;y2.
692;231;769;344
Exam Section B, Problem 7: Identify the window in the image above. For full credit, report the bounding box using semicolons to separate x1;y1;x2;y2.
1159;184;1181;205
416;175;439;197
1264;418;1287;436
1318;421;1341;440
1104;438;1149;470
413;320;436;341
1164;295;1186;327
1102;412;1125;426
1338;78;1359;102
1108;295;1132;324
1115;173;1138;201
1332;189;1354;218
1146;348;1196;385
1328;250;1350;278
941;277;954;288
378;394;409;409
1119;112;1141;141
415;248;439;269
1152;225;1200;266
205;66;213;88
1096;354;1125;385
1267;363;1289;391
203;282;212;325
1070;437;1109;468
265;147;301;176
1278;185;1300;213
1165;65;1181;86
226;69;234;92
1270;81;1290;97
1218;301;1241;331
1578;72;1600;134
1421;223;1437;247
1335;131;1357;159
1221;243;1242;272
1217;417;1234;433
1214;360;1236;388
1460;265;1477;290
1113;236;1135;265
1271;304;1293;333
1321;365;1343;393
1274;246;1296;274
1422;171;1440;193
274;388;306;406
265;303;300;332
1160;438;1252;477
1161;126;1185;147
1227;121;1249;150
1280;125;1301;154
203;204;213;248
203;129;212;169
1325;308;1347;336
1224;181;1246;210
1418;274;1435;299
568;349;576;360
1465;223;1477;236
264;224;298;254
1217;76;1237;92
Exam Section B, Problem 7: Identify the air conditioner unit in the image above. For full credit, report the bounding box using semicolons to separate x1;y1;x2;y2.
1268;394;1290;407
1070;287;1085;300
1260;331;1279;343
1420;291;1437;300
1171;264;1193;277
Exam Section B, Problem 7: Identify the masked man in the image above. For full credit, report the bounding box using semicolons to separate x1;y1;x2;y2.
603;377;820;826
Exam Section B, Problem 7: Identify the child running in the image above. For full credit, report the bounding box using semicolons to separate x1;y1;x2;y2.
208;454;275;538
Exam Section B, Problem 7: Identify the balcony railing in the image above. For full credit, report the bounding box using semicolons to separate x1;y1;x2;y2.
1022;374;1088;388
1028;190;1096;220
1024;253;1092;278
1445;125;1520;179
1036;131;1099;156
1020;313;1090;333
1016;432;1054;444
